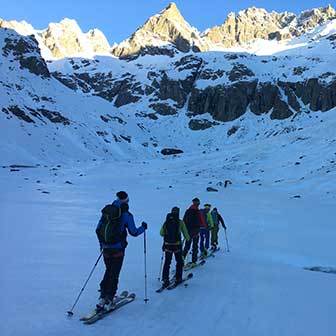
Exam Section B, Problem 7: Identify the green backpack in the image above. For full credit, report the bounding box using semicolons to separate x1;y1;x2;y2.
97;204;122;244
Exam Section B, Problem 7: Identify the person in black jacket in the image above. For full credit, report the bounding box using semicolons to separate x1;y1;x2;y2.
182;198;205;265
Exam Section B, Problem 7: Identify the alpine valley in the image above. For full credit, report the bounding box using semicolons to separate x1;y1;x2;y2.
1;3;336;336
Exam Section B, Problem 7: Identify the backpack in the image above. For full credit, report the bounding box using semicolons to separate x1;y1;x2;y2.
164;214;181;244
184;208;200;233
211;210;219;226
97;204;122;244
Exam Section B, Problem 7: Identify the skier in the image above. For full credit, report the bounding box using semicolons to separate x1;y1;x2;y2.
182;198;205;266
95;191;147;311
160;207;190;287
210;207;227;250
199;204;214;258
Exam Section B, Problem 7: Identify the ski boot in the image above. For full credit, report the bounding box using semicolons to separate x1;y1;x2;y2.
96;297;109;312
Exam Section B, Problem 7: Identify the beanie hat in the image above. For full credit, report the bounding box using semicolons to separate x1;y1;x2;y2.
171;206;180;215
116;191;129;202
192;197;200;204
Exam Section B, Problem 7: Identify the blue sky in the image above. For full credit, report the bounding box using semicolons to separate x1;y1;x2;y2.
2;0;334;43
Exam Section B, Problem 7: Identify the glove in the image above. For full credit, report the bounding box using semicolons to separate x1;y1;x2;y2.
141;221;148;230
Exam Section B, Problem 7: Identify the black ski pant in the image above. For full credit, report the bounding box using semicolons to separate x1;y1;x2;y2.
162;245;184;282
100;249;125;301
183;234;199;263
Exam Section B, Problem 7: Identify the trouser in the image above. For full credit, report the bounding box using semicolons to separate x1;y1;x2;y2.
200;228;210;252
100;249;125;300
183;234;199;263
162;245;184;282
211;224;219;246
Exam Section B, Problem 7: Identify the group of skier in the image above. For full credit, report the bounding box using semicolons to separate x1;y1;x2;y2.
160;197;227;288
93;191;227;312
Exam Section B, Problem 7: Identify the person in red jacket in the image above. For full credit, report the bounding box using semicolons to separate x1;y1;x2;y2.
182;198;205;265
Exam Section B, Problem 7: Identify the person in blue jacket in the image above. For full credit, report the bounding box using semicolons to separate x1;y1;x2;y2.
95;191;147;310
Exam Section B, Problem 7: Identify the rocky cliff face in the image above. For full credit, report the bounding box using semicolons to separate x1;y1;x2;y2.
111;2;207;59
295;5;336;35
204;5;336;48
204;8;296;48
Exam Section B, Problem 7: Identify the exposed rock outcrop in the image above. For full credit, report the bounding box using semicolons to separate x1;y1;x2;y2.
149;103;177;115
2;32;50;78
189;119;218;130
161;148;184;155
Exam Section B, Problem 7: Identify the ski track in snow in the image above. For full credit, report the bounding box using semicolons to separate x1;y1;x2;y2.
1;148;336;336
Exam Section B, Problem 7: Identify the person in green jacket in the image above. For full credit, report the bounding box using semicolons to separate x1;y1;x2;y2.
210;207;227;250
160;207;190;287
200;203;214;258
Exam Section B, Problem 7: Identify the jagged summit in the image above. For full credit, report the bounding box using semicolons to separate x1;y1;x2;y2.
111;2;207;59
203;7;296;48
295;5;336;34
159;2;183;19
40;18;111;58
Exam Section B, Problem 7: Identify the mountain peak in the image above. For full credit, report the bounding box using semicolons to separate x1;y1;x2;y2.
40;18;110;59
111;2;206;59
0;18;35;36
48;18;82;32
162;2;178;12
159;2;182;19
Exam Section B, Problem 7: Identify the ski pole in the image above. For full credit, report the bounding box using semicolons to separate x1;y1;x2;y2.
67;251;103;317
224;229;230;252
158;250;164;281
143;230;149;303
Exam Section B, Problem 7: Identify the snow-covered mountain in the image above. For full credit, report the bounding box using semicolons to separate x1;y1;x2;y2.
1;2;336;167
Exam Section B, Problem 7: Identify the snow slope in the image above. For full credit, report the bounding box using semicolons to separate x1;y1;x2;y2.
1;109;336;335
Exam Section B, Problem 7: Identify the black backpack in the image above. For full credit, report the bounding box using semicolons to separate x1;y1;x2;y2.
96;204;122;244
164;214;181;244
183;208;199;232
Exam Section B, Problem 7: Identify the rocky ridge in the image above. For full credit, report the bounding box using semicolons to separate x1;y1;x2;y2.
2;3;336;59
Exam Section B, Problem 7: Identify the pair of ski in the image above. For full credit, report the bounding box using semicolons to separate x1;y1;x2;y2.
184;259;206;271
198;247;220;261
80;291;135;325
156;272;193;293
